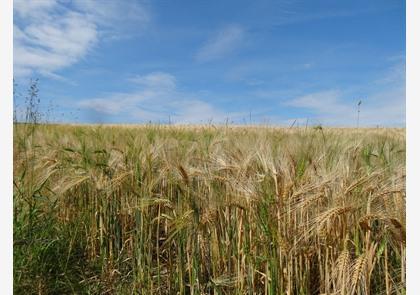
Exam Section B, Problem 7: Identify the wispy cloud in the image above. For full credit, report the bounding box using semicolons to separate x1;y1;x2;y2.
79;72;245;124
14;0;150;78
195;24;245;62
286;90;348;114
284;61;406;127
72;0;150;25
71;0;151;40
270;3;400;27
128;72;176;90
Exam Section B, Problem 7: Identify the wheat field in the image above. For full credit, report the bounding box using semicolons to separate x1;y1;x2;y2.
13;124;405;294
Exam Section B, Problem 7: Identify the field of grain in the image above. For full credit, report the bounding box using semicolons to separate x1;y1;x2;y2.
13;124;405;294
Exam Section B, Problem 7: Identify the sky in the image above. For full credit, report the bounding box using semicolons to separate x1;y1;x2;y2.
13;0;406;126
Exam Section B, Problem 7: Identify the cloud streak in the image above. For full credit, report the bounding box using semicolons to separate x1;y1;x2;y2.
79;72;245;124
14;0;149;78
78;60;405;127
284;62;405;127
195;24;245;62
128;72;177;90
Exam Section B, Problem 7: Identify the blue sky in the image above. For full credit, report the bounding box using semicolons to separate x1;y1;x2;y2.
13;0;405;126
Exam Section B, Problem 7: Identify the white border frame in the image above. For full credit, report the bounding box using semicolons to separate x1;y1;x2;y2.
0;1;418;294
406;0;419;294
0;0;13;294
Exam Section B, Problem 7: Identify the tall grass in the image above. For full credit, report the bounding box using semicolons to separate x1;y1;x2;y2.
14;124;405;294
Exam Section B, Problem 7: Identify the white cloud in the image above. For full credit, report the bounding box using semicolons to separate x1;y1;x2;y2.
374;59;405;87
14;0;56;18
278;59;406;127
287;90;345;112
285;85;405;127
78;72;245;124
72;0;150;26
302;63;314;69
286;90;405;127
14;14;98;76
128;72;176;90
78;59;405;126
195;24;244;62
71;0;151;40
14;0;150;78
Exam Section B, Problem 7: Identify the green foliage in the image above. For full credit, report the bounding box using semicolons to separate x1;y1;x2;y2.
14;125;406;294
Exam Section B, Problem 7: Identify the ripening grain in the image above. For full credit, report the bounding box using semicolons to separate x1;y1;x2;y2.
13;124;405;294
